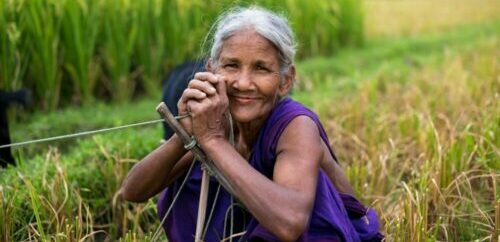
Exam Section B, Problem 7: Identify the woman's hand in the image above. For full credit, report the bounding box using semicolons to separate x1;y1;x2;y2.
177;72;221;135
185;72;229;145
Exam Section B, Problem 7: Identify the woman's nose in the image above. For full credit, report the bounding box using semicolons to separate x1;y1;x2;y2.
232;69;253;90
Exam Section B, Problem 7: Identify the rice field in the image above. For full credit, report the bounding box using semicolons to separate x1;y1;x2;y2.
325;38;499;241
1;0;499;241
0;0;362;109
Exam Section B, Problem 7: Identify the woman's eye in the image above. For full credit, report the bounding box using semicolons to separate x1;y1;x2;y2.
256;65;270;72
223;63;237;69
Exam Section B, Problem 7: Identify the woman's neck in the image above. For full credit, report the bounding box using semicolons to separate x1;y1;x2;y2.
237;119;263;145
233;117;266;158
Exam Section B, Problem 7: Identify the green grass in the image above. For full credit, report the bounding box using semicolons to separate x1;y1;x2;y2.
60;0;100;104
0;0;362;109
0;0;27;91
2;20;499;241
295;20;500;110
22;0;63;110
10;97;161;157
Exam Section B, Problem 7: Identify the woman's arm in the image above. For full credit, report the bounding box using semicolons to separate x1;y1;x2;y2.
121;72;218;202
320;141;355;195
120;134;192;202
201;116;322;241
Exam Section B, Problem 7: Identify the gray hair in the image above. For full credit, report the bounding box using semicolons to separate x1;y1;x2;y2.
207;6;297;75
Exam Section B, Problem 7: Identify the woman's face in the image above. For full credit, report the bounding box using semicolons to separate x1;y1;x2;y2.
211;29;293;124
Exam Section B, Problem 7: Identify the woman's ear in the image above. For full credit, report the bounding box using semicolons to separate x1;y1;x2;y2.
206;58;215;73
278;65;295;97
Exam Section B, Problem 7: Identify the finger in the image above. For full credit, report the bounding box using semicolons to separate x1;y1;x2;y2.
215;75;227;98
186;100;195;116
194;72;219;85
188;79;216;95
182;88;207;101
186;98;208;117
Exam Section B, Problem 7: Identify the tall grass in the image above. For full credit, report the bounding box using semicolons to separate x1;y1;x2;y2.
318;39;499;241
60;0;101;104
0;131;161;241
0;0;363;109
22;0;63;110
132;0;165;97
0;0;28;91
100;0;137;102
3;21;498;240
337;0;364;46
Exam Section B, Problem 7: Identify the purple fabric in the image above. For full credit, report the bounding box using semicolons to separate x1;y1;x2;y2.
157;97;383;242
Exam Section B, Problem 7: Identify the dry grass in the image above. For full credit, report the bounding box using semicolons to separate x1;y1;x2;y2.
364;0;500;38
321;37;499;241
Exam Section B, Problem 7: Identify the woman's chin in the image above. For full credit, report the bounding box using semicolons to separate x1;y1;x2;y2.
229;102;274;124
231;112;255;123
230;107;259;123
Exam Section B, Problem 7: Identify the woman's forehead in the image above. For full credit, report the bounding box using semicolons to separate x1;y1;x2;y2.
219;29;280;64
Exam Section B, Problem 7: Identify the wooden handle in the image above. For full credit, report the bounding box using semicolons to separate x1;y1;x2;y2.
155;102;235;195
156;102;193;145
195;170;210;241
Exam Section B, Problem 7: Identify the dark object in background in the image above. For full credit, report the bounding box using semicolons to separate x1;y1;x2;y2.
161;59;205;140
0;89;32;168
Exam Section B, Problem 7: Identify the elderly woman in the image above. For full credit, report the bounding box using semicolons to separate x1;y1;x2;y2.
121;7;382;242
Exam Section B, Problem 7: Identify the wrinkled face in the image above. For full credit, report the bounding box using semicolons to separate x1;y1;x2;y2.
211;29;293;124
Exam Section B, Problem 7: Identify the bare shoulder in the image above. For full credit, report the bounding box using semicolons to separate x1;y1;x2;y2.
276;115;322;153
273;115;322;190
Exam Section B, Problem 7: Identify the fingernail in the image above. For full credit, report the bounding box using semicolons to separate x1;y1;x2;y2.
209;87;216;93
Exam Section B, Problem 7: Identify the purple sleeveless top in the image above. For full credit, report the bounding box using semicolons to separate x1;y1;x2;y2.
157;97;383;242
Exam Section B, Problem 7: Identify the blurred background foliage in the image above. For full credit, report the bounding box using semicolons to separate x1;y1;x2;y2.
0;0;363;110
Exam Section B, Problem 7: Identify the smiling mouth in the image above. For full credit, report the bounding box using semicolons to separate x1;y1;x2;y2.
230;95;259;104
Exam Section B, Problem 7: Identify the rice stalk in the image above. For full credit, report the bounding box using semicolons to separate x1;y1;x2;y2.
100;0;137;102
22;0;63;110
0;0;28;90
22;173;48;241
60;0;101;104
